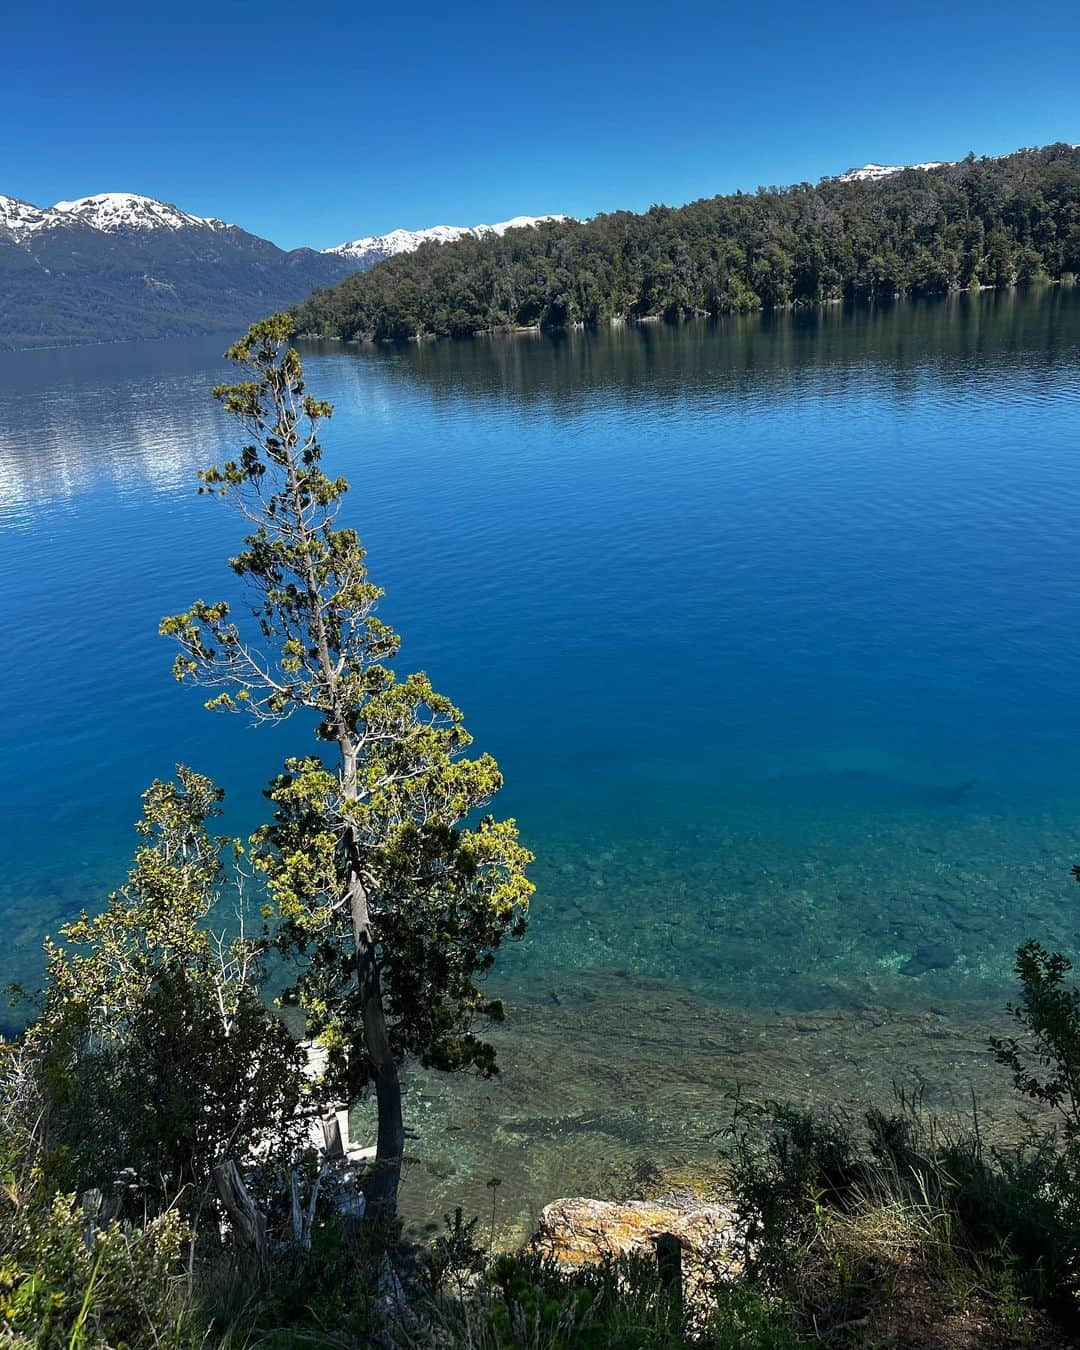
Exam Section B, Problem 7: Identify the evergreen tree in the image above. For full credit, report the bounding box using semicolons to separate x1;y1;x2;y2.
161;317;532;1209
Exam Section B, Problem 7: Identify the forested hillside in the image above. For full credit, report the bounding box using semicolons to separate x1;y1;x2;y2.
0;199;357;348
292;144;1080;341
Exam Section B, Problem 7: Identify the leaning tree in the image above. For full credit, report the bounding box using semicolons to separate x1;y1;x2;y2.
161;315;533;1209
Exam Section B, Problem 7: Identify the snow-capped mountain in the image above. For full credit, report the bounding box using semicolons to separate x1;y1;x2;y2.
0;191;233;241
0;194;55;238
0;193;571;347
0;191;361;348
836;148;1077;183
325;215;568;266
836;161;953;183
51;192;234;234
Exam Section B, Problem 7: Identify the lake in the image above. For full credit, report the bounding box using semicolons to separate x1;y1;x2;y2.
3;289;1080;1231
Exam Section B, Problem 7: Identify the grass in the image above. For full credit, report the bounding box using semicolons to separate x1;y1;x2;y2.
196;1094;1078;1349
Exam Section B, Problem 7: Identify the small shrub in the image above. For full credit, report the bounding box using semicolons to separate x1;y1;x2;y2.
724;1099;867;1291
483;1249;686;1348
420;1206;486;1295
413;1248;804;1348
208;1214;382;1348
0;1193;198;1350
992;940;1080;1139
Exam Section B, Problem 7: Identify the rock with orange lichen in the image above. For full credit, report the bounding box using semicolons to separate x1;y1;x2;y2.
533;1197;740;1274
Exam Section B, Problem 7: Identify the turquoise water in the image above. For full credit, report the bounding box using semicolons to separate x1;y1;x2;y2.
3;289;1080;1024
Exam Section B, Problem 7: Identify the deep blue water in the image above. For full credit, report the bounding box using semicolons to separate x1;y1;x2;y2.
3;289;1080;1014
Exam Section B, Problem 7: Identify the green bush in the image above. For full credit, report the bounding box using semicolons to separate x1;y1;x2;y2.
210;1216;382;1349
26;768;307;1220
413;1247;801;1349
0;1193;198;1350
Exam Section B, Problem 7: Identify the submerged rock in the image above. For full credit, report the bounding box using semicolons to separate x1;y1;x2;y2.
901;943;957;977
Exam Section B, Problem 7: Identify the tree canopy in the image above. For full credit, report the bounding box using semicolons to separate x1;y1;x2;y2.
291;145;1080;342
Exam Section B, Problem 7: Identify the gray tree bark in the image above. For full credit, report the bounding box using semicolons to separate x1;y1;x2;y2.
213;1159;269;1280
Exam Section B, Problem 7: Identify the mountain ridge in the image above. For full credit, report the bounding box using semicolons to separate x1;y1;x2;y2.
0;197;356;349
0;191;236;240
0;195;569;348
835;161;953;183
324;215;568;266
7;148;1078;350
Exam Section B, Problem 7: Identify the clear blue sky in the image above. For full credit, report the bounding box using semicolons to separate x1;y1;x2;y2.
3;0;1077;250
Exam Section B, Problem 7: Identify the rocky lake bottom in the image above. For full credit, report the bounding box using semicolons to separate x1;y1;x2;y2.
345;772;1080;1241
389;973;1024;1246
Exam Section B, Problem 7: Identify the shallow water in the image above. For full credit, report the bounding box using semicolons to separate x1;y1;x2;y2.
3;290;1080;1223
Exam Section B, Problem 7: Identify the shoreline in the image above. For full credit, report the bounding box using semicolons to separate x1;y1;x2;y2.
295;277;1070;348
380;968;1031;1243
3;278;1071;356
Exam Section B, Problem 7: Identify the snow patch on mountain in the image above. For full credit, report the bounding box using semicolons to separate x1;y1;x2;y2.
326;225;475;259
0;195;53;238
51;193;233;233
325;214;568;264
837;161;953;183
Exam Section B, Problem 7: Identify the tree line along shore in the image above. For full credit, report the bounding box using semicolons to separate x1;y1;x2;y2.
291;143;1080;344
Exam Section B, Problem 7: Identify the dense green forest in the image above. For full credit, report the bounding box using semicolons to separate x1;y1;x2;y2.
292;144;1080;341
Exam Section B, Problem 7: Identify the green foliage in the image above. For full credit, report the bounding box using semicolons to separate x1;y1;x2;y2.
722;1102;948;1335
161;320;533;1130
18;927;1080;1347
991;939;1080;1137
408;1247;804;1349
702;1286;807;1350
725;1100;864;1286
485;1251;683;1349
209;1233;802;1349
420;1206;486;1294
420;1249;686;1349
211;1215;383;1348
0;1192;198;1350
723;1067;1080;1332
291;144;1080;341
261;755;531;1087
938;1129;1080;1313
27;766;306;1216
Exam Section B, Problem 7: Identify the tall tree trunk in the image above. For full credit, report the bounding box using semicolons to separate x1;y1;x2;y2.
347;853;403;1211
286;444;407;1213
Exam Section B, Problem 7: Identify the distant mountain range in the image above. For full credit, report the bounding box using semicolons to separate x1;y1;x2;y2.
0;193;563;348
8;151;1073;349
0;192;351;348
324;216;567;268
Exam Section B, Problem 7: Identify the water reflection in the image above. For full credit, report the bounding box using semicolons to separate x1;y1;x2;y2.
302;288;1080;413
0;336;234;510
